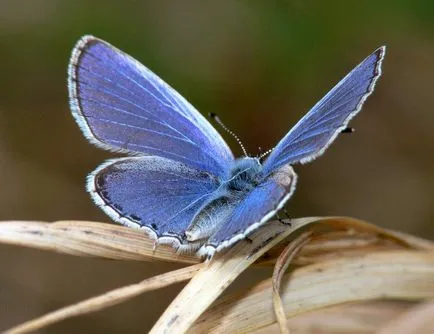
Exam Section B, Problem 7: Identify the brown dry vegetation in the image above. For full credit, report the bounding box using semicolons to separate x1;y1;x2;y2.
1;217;433;333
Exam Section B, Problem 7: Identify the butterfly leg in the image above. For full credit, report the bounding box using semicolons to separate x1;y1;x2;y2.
175;245;184;255
152;240;158;250
245;237;253;243
152;239;159;256
276;212;285;223
277;208;292;226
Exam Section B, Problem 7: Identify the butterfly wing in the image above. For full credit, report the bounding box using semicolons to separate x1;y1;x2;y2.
68;35;233;178
262;46;385;176
204;164;297;254
88;156;220;248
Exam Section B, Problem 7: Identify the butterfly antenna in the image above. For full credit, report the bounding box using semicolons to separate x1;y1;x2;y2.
209;113;248;157
259;147;273;159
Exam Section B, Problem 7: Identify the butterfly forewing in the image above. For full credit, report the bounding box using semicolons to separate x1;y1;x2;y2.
68;35;234;178
262;46;385;175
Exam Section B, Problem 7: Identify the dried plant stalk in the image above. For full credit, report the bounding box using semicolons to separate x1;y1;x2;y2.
5;263;203;334
272;231;313;334
1;216;433;333
150;220;295;333
191;251;434;333
1;217;431;265
0;220;199;263
153;217;433;333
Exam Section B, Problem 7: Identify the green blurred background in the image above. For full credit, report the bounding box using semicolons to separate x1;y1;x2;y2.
0;1;433;332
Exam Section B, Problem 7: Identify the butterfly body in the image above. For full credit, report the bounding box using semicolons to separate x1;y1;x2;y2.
184;157;295;244
69;36;385;256
227;157;262;192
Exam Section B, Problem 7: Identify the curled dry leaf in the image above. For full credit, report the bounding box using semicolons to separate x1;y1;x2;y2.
150;217;434;333
190;251;434;333
1;216;433;333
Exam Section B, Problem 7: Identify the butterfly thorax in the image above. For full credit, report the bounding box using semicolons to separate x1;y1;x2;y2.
185;157;264;242
226;157;263;192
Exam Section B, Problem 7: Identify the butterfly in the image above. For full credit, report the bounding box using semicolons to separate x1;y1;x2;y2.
68;35;385;256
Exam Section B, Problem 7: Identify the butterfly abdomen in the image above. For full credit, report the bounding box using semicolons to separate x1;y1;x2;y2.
185;196;236;242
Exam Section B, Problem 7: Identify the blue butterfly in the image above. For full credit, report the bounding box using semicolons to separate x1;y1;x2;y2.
68;36;385;256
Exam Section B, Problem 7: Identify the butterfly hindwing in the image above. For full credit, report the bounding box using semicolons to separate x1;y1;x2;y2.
88;156;220;249
263;46;385;175
68;35;234;178
205;164;297;254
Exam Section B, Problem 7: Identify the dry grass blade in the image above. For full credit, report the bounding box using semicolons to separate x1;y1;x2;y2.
0;220;200;263
296;216;434;250
272;231;313;334
5;263;203;334
256;216;434;266
191;251;434;333
377;301;434;334
0;217;431;266
150;220;299;333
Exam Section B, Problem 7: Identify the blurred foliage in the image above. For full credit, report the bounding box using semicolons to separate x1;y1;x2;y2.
0;1;433;333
